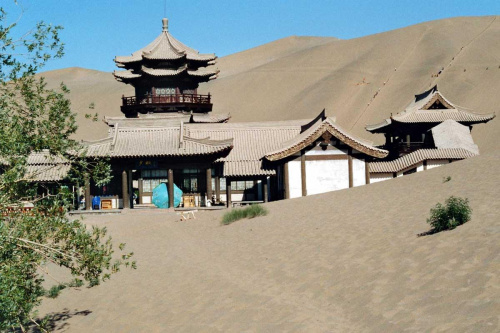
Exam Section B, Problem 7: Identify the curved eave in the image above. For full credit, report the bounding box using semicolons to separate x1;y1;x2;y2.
391;112;496;125
141;64;188;77
187;69;220;78
191;113;231;123
266;118;389;161
187;54;217;62
113;70;142;82
365;118;392;133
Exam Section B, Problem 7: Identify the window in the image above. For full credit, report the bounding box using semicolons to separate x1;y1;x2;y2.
155;87;176;95
178;169;202;193
142;179;168;192
141;169;168;192
212;178;254;191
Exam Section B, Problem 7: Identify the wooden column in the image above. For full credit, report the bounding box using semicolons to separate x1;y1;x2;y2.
365;160;370;185
206;168;212;205
84;176;91;210
215;175;220;203
284;162;290;199
263;177;268;203
348;148;353;188
128;170;134;209
423;160;427;171
168;169;174;209
122;170;130;209
226;179;232;208
301;151;307;197
138;178;143;204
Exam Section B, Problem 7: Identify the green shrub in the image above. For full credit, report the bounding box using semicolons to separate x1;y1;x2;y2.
221;204;268;225
427;196;472;232
45;284;67;299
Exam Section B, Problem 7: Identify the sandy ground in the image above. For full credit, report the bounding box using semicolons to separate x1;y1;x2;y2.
38;149;500;332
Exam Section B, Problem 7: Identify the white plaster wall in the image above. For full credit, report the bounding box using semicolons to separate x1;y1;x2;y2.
427;159;449;169
417;163;424;172
352;157;366;187
306;159;348;195
370;173;392;183
288;161;302;198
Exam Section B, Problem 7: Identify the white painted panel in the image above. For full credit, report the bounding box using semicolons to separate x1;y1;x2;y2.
306;145;347;156
142;196;151;204
306;159;348;195
370;173;392;183
427;159;449;169
288;161;302;198
353;157;366;187
231;193;244;202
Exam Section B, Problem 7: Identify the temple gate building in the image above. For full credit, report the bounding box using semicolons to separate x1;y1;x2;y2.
21;19;495;210
80;18;391;209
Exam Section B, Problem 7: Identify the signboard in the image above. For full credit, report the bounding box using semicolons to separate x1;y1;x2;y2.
135;159;158;170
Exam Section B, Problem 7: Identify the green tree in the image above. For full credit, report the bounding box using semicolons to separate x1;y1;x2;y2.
0;5;135;332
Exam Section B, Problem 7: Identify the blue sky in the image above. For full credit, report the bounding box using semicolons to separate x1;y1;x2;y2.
4;0;500;72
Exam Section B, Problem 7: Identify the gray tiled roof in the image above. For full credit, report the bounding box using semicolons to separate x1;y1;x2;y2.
26;164;72;182
114;19;216;64
84;126;233;158
366;86;495;132
186;122;303;177
191;113;230;123
369;148;477;173
25;150;71;182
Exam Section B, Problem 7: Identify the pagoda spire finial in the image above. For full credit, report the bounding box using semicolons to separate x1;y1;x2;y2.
162;18;168;32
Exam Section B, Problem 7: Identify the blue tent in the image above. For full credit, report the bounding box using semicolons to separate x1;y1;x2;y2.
152;183;183;208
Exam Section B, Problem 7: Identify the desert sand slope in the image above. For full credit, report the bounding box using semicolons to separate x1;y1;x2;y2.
40;67;133;141
200;16;500;152
38;149;500;332
41;17;499;151
215;35;338;79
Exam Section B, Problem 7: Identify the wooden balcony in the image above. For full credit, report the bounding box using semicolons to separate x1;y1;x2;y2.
121;93;212;114
392;142;432;156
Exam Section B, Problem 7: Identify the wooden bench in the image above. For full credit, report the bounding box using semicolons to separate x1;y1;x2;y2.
231;201;264;208
177;209;198;221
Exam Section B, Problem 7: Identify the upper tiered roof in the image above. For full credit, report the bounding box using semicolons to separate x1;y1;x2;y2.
113;18;219;83
366;85;495;133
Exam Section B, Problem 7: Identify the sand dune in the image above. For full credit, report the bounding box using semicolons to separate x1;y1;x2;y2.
41;17;499;153
38;148;500;332
201;16;500;152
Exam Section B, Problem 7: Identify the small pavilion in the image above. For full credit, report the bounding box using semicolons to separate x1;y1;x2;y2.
366;86;495;181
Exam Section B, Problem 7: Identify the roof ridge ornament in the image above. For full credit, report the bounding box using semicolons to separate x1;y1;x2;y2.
162;18;168;32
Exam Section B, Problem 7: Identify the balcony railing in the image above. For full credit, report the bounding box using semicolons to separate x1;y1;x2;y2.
392;142;432;155
122;94;211;107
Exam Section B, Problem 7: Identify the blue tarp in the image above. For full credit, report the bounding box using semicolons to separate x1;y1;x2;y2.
152;183;183;208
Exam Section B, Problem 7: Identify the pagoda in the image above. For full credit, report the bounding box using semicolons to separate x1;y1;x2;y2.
113;18;219;117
